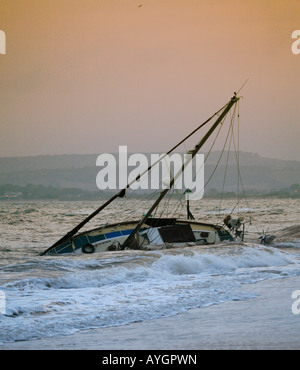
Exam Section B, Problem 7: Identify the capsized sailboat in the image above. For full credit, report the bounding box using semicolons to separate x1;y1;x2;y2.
41;93;243;256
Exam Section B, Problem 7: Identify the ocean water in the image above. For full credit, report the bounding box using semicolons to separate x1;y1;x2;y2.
0;198;299;345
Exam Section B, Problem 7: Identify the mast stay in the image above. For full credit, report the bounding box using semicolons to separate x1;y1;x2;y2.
41;98;230;255
121;93;240;250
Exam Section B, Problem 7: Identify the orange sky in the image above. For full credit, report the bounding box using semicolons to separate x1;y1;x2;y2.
0;0;299;159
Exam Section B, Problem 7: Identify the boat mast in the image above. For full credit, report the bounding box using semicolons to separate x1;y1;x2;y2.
121;93;240;250
41;105;225;255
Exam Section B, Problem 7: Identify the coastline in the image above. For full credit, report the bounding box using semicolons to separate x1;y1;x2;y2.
1;275;300;350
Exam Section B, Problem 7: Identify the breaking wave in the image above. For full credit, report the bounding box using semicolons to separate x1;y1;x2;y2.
0;244;298;344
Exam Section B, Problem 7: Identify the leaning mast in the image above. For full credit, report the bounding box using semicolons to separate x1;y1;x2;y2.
121;93;240;250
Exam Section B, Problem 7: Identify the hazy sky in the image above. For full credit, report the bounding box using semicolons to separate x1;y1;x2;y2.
0;0;299;160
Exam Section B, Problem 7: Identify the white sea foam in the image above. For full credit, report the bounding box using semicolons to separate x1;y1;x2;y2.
0;244;298;343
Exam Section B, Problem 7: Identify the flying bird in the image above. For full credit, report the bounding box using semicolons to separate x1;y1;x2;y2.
138;4;143;7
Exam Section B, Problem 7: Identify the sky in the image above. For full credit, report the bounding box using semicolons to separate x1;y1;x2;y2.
0;0;299;160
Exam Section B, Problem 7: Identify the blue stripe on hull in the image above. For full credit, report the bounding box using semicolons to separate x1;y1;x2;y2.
48;228;137;255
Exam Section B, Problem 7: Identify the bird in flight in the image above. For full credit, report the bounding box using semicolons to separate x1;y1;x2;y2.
138;4;143;7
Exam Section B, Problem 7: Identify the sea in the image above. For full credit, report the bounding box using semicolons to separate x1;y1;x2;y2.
0;197;299;346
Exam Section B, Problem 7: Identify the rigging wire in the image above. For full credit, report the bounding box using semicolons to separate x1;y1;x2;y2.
106;102;231;222
101;95;247;227
89;102;230;227
229;105;261;233
218;104;236;214
167;98;259;237
169;106;234;219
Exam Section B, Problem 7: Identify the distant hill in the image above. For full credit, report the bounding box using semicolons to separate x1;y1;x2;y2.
0;152;299;193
